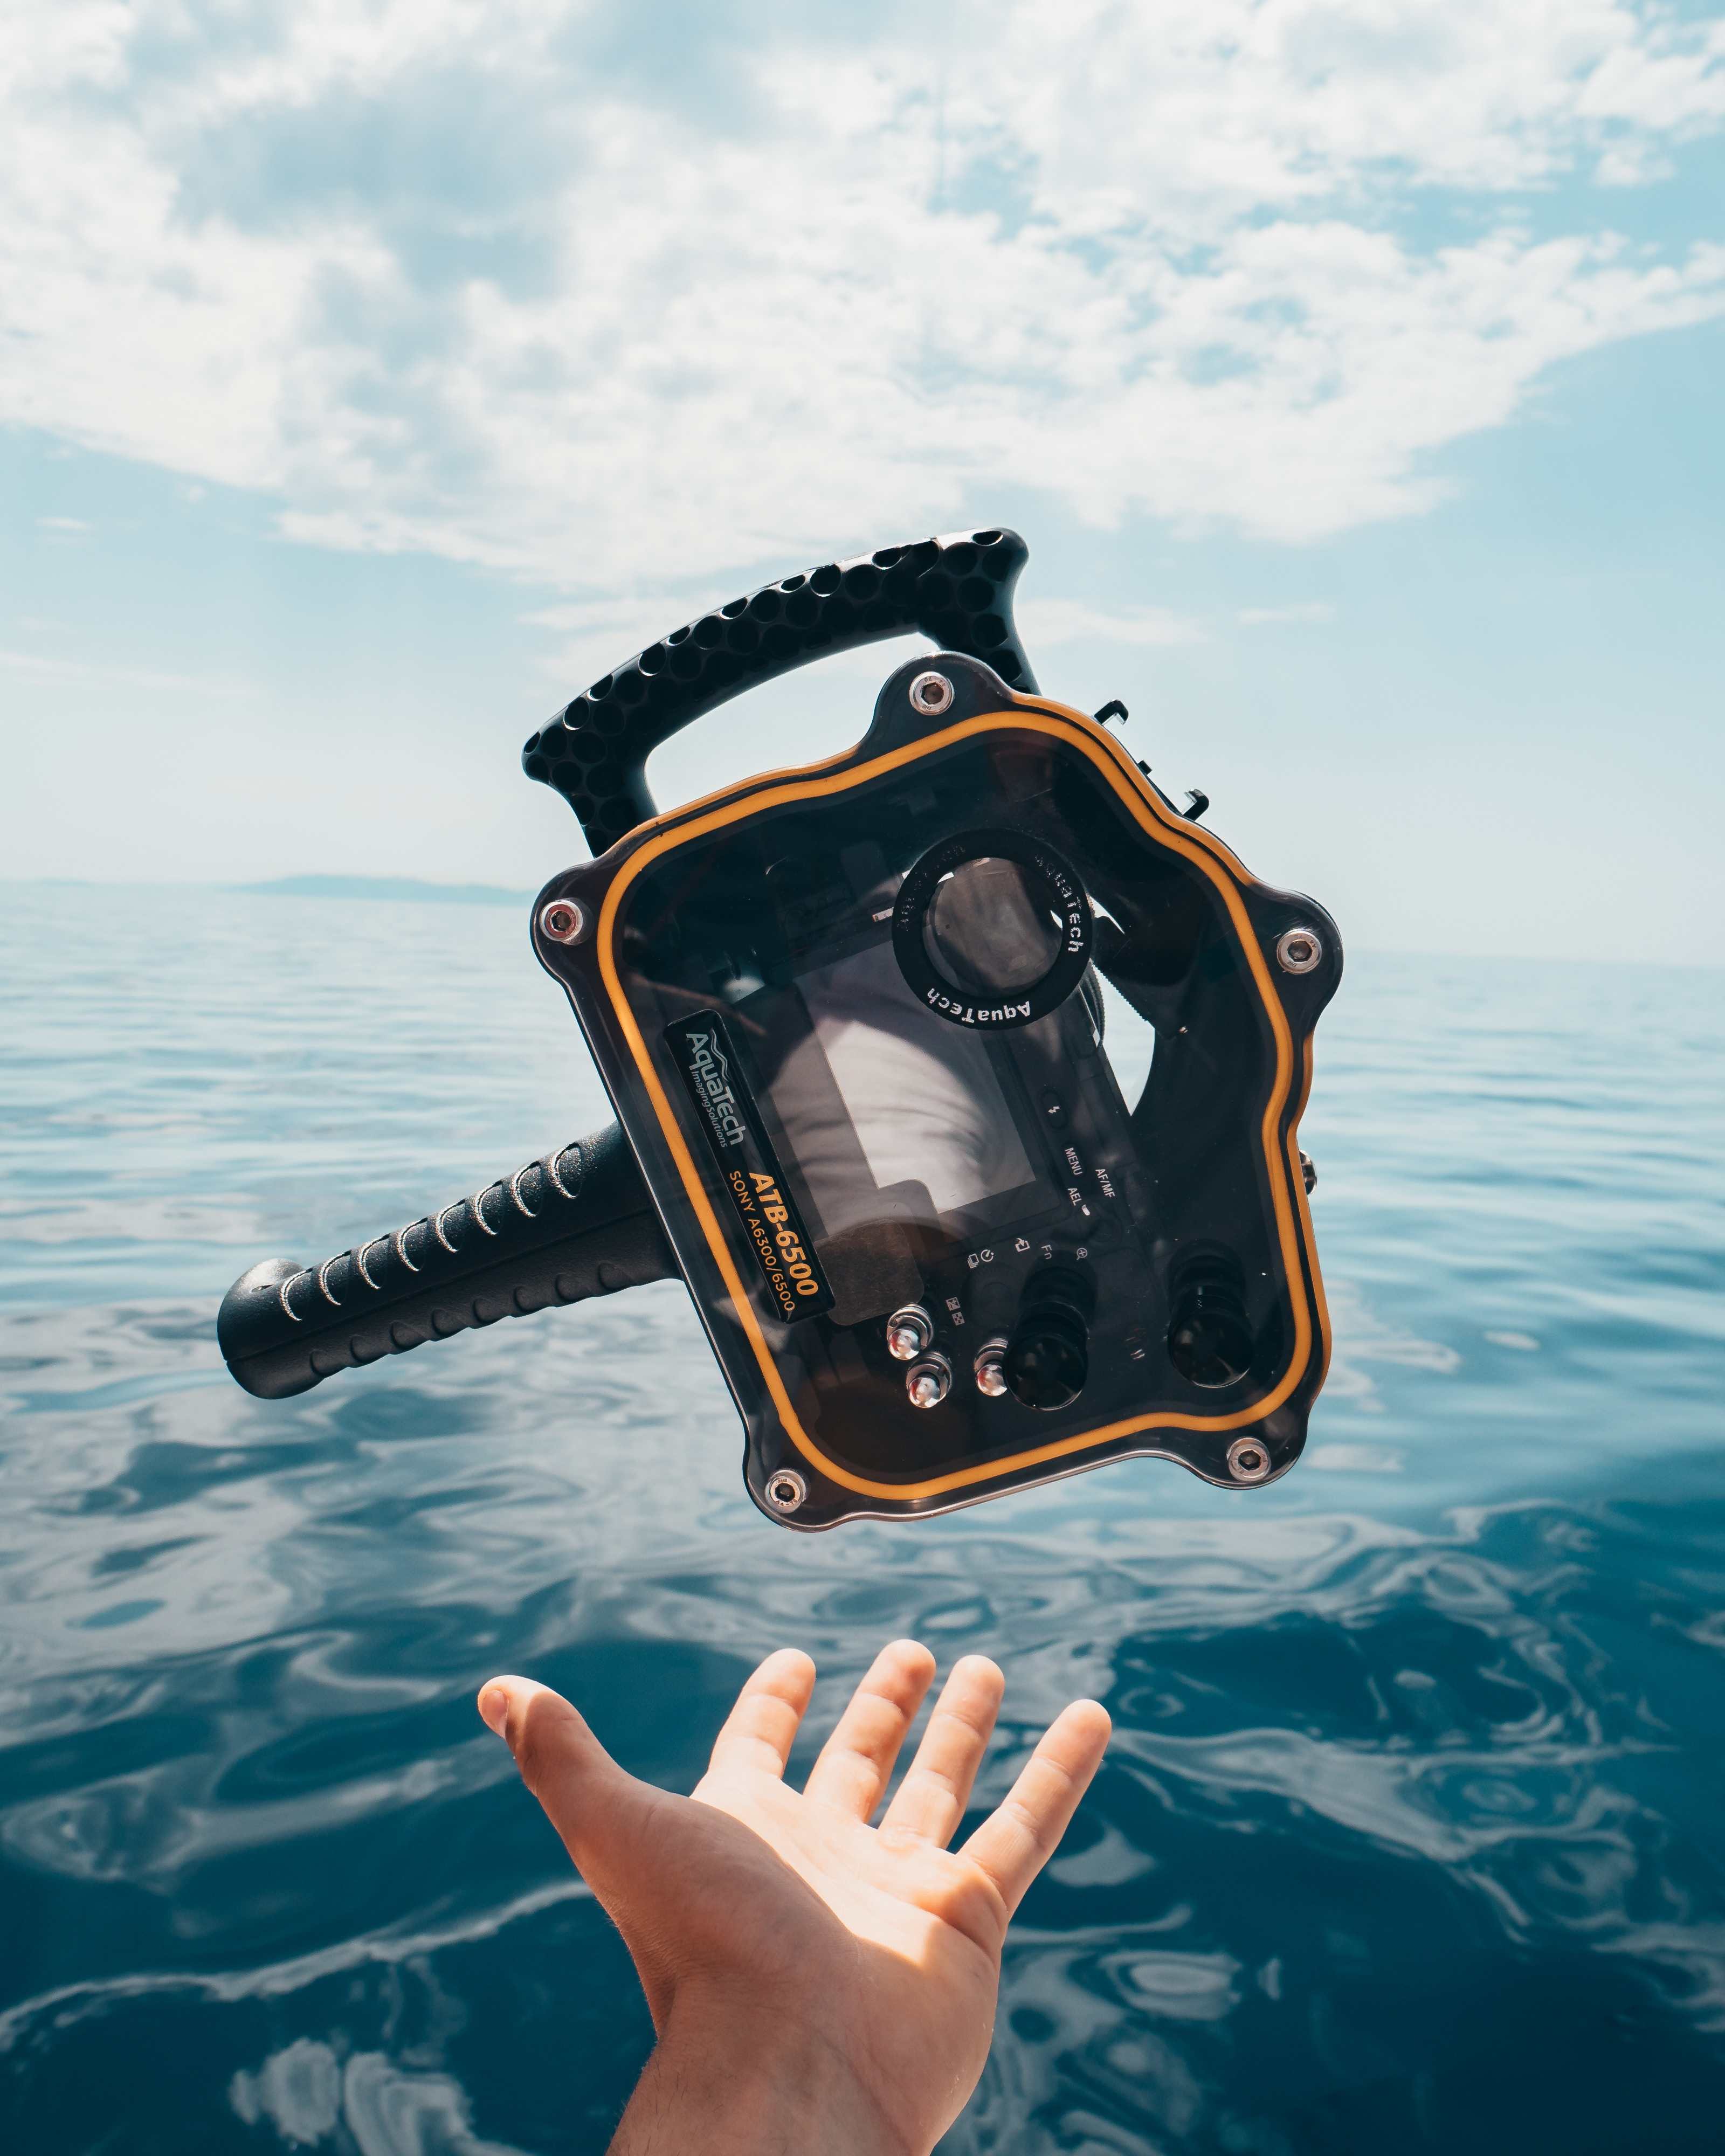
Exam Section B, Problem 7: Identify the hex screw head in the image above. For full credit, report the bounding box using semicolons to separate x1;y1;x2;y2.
908;670;955;716
540;899;587;945
1275;926;1323;975
764;1468;808;1514
1227;1435;1272;1483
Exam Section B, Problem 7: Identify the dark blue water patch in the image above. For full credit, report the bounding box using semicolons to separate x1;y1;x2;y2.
2;888;1723;2152
74;1599;165;1629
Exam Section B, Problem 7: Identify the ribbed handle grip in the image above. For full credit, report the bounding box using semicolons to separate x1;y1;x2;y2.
218;1123;675;1400
522;526;1037;855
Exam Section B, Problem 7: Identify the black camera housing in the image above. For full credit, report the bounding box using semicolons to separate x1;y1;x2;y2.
531;603;1340;1529
218;527;1338;1529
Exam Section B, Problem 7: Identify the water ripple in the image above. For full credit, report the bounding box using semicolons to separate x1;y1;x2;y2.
3;892;1723;2153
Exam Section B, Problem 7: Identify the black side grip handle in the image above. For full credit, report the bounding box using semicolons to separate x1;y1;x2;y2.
523;526;1038;856
218;1123;676;1400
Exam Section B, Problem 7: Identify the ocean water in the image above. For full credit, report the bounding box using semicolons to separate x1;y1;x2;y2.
2;881;1722;2155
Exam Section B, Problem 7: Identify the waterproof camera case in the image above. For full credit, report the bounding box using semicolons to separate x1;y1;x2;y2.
220;529;1340;1530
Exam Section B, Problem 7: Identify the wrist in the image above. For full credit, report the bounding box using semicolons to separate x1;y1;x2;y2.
610;1989;920;2156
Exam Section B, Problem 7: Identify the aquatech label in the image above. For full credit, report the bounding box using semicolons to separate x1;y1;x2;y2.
665;1010;832;1324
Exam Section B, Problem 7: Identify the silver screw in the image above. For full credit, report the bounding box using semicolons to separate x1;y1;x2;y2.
1275;926;1322;975
972;1336;1010;1398
764;1468;808;1514
539;898;587;945
1227;1435;1272;1483
908;670;955;716
906;1353;953;1408
885;1304;934;1361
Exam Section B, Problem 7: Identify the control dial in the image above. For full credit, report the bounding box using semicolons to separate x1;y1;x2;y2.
1002;1267;1093;1412
1167;1249;1254;1389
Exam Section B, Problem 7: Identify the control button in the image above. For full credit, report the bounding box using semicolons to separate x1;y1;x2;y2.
1039;1088;1068;1129
1003;1267;1093;1412
1167;1250;1254;1388
972;1336;1010;1398
906;1352;953;1408
886;1303;934;1360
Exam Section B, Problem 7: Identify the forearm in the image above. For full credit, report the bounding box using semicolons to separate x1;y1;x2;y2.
608;2001;917;2156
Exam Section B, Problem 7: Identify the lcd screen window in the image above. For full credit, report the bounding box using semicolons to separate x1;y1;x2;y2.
775;941;1038;1230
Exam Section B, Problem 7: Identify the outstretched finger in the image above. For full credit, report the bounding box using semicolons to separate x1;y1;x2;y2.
879;1655;1005;1846
477;1675;651;1878
960;1699;1112;1914
706;1648;817;1780
802;1639;937;1819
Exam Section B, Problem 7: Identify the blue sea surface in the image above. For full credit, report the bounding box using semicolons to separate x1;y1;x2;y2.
2;882;1722;2153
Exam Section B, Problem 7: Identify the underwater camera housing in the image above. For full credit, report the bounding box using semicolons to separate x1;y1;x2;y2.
219;528;1340;1530
526;535;1340;1527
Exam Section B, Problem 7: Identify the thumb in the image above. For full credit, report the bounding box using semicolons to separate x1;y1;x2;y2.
477;1675;649;1879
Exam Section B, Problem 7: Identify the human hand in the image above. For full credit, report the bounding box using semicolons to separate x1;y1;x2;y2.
477;1640;1110;2155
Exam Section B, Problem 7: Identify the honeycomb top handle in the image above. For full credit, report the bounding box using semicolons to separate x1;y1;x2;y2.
522;528;1037;855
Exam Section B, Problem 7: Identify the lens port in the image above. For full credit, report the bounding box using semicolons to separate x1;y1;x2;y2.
892;829;1093;1031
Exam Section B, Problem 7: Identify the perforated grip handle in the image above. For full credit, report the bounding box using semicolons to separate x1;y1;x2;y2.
218;1124;676;1400
522;526;1037;855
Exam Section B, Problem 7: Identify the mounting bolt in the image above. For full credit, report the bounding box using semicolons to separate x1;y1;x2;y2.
908;671;955;716
1227;1435;1272;1484
764;1468;808;1514
1275;926;1322;975
539;899;587;945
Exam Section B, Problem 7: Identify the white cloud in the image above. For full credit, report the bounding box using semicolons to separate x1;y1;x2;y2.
0;646;254;696
1238;602;1336;625
1019;598;1206;646
2;2;1722;592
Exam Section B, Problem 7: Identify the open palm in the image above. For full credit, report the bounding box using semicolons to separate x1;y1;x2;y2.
479;1640;1110;2154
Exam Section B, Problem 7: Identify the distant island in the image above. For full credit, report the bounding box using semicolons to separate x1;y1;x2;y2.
233;875;532;907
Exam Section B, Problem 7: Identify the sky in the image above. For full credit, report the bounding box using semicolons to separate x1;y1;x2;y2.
3;0;1723;964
